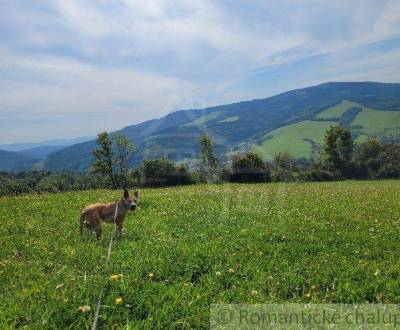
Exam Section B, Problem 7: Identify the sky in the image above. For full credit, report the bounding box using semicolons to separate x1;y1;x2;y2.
1;0;400;144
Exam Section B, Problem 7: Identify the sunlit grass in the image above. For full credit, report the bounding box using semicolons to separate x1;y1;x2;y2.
1;180;400;328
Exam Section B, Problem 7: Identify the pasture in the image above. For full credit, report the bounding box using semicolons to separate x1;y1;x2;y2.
1;181;400;328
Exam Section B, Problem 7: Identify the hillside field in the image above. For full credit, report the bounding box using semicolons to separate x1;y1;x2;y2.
1;181;400;328
254;100;400;159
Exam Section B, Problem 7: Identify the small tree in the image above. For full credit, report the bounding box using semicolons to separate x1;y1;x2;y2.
324;126;353;176
91;132;134;188
199;134;218;182
273;152;297;182
92;132;116;187
113;133;134;188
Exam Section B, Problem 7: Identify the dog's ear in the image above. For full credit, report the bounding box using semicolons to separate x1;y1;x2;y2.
123;189;129;199
133;190;139;199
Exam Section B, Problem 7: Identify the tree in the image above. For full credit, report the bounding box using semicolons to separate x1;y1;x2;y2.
92;132;115;187
91;132;134;188
230;152;271;183
273;152;297;182
324;126;353;176
199;134;218;182
113;133;134;188
140;157;192;187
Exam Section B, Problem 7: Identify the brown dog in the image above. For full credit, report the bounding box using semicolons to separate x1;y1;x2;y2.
80;189;139;239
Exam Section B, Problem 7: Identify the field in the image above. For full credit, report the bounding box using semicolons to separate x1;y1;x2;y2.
253;100;400;159
1;181;400;328
253;120;335;159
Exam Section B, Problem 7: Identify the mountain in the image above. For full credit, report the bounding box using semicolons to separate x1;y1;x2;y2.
0;136;93;152
0;150;41;172
45;82;400;172
17;146;65;160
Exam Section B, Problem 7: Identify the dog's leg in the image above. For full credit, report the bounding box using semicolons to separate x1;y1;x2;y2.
94;223;102;240
115;221;123;240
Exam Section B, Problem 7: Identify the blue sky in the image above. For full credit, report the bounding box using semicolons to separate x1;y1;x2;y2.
1;0;400;143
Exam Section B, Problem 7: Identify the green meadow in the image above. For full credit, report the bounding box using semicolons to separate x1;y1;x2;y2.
254;100;400;159
1;181;400;328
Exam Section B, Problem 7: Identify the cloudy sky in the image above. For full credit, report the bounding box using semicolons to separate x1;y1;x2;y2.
1;0;400;143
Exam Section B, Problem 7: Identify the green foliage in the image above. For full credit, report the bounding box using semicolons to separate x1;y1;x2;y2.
230;152;271;183
324;126;353;176
140;158;193;187
1;181;400;328
272;152;299;182
113;133;134;188
199;134;218;182
91;132;134;189
91;132;115;187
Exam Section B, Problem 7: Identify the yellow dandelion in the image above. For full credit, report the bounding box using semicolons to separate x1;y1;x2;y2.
78;305;91;313
115;297;123;304
110;274;119;281
148;272;154;278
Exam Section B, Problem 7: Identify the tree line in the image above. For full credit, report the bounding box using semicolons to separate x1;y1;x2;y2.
1;126;399;196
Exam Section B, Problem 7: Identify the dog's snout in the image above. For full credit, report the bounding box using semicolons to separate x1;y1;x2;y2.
131;204;136;210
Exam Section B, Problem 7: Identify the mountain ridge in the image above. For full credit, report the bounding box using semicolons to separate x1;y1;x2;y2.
3;81;400;172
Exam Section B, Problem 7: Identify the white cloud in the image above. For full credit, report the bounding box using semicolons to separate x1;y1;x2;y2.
0;0;399;143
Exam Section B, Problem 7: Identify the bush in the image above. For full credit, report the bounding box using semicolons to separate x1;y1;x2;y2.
140;158;194;187
229;152;271;183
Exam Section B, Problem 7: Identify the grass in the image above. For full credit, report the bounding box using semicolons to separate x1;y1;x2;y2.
183;112;221;127
353;108;400;142
316;100;359;119
253;120;335;159
218;116;239;123
253;100;400;159
1;181;400;328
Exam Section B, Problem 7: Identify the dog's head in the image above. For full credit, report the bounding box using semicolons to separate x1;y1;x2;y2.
121;189;139;211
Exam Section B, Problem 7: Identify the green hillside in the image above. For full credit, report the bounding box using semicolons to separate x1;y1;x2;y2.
253;99;400;160
316;100;359;119
33;82;400;171
253;121;335;159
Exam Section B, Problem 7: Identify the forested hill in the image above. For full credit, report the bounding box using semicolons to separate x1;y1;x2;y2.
28;82;400;171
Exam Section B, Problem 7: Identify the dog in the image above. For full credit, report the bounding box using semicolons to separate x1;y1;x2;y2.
80;189;139;239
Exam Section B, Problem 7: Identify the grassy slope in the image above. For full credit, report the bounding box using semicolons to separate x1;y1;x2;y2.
254;100;400;159
218;116;239;123
253;120;335;160
353;108;400;142
1;181;400;328
182;112;221;127
316;100;359;119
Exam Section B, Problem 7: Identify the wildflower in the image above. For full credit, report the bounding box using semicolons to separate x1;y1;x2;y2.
115;297;123;304
110;274;121;281
78;305;91;313
148;272;154;279
251;290;258;296
374;269;380;276
216;271;222;276
228;268;235;273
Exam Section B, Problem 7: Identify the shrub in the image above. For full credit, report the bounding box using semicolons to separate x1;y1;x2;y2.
229;152;271;183
140;158;194;187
